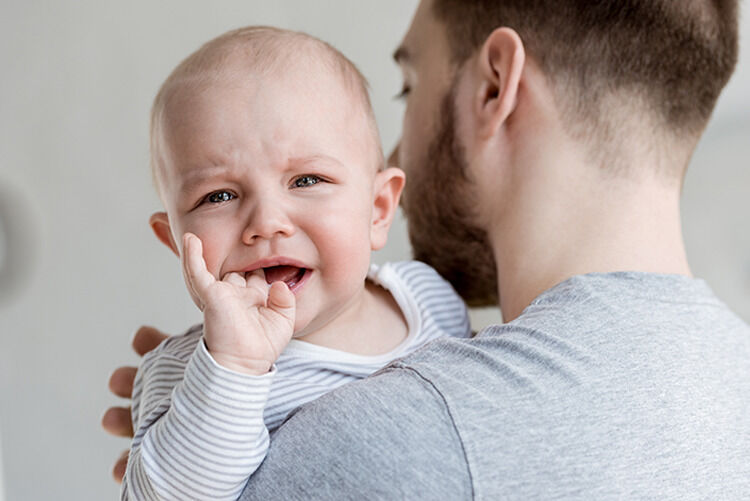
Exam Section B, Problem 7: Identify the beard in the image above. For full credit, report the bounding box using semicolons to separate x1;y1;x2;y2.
401;84;498;307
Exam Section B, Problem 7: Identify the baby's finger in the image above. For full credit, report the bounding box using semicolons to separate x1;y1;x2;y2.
240;269;270;304
267;281;296;322
268;281;295;309
221;271;246;288
250;269;265;279
245;270;271;297
183;233;215;297
180;234;200;305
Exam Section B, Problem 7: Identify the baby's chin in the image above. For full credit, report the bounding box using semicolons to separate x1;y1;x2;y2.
290;310;331;342
290;315;316;339
287;303;308;338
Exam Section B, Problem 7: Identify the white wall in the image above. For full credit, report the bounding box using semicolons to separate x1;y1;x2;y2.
0;2;747;500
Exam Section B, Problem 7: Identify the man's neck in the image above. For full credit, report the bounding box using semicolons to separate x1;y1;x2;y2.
489;158;692;322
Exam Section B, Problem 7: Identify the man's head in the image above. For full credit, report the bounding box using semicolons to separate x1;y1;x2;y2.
393;0;739;306
432;0;739;164
148;27;405;337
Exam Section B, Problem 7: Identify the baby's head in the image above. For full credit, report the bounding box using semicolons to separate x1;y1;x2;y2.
148;26;405;337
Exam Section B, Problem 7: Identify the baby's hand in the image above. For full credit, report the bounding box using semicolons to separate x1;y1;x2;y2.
181;233;296;375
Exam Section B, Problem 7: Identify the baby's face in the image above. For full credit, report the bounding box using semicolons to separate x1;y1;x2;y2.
154;69;389;337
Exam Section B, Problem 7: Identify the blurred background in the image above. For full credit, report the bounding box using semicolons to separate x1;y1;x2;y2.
0;1;747;499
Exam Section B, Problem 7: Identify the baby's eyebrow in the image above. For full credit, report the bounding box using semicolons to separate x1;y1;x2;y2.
177;155;346;194
288;155;345;169
179;165;232;192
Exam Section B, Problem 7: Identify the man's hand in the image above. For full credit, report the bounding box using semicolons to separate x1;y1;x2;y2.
102;325;167;483
182;232;296;375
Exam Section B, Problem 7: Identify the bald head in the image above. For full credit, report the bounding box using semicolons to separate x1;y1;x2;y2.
150;26;383;196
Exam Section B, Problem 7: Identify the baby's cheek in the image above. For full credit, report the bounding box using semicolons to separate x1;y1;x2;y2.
323;228;372;288
318;209;370;250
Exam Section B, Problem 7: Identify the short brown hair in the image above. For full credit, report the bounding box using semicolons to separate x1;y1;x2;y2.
433;0;739;137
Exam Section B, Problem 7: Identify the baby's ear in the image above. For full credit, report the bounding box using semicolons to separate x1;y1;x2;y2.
149;212;180;257
370;167;406;251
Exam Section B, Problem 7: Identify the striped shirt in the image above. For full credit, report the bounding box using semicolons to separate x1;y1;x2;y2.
121;261;471;501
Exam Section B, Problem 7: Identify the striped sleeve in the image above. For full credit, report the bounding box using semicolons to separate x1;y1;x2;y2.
121;332;276;501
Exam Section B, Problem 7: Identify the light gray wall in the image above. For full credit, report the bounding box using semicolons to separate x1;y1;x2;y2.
0;2;747;500
0;432;4;501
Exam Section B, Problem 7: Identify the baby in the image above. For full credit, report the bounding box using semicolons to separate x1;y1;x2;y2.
122;26;470;500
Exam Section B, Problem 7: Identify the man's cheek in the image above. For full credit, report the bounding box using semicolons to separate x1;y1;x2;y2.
401;127;426;178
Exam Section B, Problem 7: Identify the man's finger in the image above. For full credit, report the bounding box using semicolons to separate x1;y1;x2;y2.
108;366;137;398
101;406;134;437
112;449;128;484
132;325;168;356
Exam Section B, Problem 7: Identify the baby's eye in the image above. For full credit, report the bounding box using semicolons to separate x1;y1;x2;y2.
204;190;235;204
292;175;322;188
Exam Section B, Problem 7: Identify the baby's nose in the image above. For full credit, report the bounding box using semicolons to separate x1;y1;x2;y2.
241;202;295;244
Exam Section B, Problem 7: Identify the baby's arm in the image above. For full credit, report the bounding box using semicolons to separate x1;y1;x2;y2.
121;233;296;500
121;335;277;500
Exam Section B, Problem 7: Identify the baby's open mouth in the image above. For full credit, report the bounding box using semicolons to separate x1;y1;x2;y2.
262;265;308;289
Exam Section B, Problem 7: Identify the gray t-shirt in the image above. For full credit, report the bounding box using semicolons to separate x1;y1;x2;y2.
240;272;750;500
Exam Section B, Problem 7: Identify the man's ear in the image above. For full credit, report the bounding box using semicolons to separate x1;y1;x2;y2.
370;167;406;251
474;27;525;139
149;212;180;257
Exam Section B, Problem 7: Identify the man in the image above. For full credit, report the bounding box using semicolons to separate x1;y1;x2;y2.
105;0;750;498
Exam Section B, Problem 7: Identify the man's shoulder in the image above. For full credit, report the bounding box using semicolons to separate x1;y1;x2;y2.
241;365;473;499
388;272;750;498
396;270;750;401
